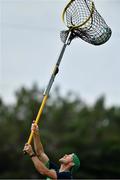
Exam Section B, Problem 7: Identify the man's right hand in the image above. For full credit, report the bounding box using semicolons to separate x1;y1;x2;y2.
31;121;39;135
23;143;34;156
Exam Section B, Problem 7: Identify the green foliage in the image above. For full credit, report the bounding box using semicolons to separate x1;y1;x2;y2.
0;85;120;178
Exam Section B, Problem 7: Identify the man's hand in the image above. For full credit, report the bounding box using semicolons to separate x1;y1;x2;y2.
23;143;34;156
31;121;39;135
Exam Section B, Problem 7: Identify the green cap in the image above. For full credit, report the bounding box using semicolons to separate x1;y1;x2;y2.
71;153;80;173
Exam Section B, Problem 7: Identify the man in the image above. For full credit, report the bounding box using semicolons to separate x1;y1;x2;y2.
23;121;80;179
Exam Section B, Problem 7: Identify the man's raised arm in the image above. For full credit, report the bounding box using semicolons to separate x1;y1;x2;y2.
31;121;49;164
23;143;57;179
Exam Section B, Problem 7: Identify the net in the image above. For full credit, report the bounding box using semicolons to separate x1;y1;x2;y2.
61;0;112;45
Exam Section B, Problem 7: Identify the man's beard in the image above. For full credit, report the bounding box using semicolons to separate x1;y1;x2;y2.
59;158;67;164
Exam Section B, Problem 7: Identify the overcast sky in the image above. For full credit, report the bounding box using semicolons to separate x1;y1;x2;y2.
0;0;120;106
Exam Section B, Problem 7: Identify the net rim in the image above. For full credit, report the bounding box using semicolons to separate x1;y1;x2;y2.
62;0;95;29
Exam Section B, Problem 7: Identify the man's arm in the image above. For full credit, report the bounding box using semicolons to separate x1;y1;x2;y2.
23;143;57;179
31;156;57;178
31;122;49;164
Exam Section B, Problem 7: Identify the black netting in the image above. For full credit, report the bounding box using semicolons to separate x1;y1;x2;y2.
61;0;112;45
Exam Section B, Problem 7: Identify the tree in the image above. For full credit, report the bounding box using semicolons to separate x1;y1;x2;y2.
0;85;120;178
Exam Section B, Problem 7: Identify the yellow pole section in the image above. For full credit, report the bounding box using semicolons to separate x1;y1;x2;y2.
27;95;48;144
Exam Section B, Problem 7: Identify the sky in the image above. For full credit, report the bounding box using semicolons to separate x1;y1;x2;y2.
0;0;120;106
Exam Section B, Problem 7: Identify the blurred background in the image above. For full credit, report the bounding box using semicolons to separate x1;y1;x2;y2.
0;0;120;179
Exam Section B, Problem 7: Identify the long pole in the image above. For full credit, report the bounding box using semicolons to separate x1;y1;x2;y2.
26;31;72;145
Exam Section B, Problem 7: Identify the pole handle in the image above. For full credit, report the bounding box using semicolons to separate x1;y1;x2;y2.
27;95;48;144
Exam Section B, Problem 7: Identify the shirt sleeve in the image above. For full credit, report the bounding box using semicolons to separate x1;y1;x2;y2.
45;160;59;171
56;171;72;179
49;161;59;171
45;161;72;179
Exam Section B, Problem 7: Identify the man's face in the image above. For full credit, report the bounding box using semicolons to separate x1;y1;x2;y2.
59;153;73;164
